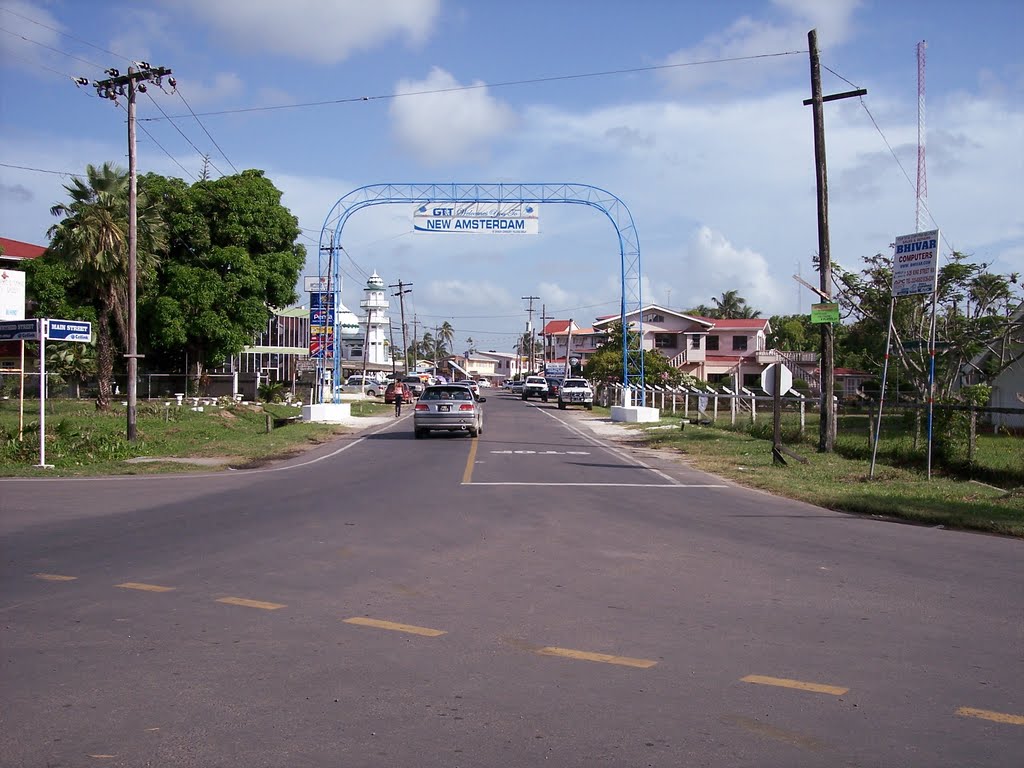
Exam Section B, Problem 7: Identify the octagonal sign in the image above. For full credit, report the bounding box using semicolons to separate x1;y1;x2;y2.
761;363;793;397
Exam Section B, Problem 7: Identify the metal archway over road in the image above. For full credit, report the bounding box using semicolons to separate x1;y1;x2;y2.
316;183;644;402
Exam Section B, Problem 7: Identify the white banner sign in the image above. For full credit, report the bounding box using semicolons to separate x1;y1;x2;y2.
304;275;335;293
0;268;26;321
414;202;540;234
892;229;940;297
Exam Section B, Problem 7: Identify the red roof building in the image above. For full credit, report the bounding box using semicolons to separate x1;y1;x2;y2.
0;237;46;263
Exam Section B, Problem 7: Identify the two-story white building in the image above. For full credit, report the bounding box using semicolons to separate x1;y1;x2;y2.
587;305;777;389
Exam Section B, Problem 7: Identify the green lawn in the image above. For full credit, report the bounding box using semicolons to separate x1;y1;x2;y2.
592;406;1024;538
0;397;386;477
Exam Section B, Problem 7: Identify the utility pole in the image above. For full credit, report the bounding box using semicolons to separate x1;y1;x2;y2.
83;63;173;442
540;304;548;366
522;295;539;374
389;280;412;373
804;29;866;453
412;315;420;370
389;321;397;378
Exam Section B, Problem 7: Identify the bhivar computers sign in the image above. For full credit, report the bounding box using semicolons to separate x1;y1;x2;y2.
413;202;540;234
892;229;940;297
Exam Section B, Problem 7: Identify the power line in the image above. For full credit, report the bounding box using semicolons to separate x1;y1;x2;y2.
174;88;239;174
0;161;82;177
143;91;227;178
138;49;806;121
0;24;104;70
0;5;129;62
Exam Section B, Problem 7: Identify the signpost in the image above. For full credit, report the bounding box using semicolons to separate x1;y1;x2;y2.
871;229;942;480
0;318;92;468
761;363;806;466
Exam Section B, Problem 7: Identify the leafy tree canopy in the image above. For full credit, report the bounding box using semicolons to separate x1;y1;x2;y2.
139;169;305;378
833;250;1021;400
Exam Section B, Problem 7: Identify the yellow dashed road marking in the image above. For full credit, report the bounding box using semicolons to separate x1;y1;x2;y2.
343;617;446;637
34;573;76;582
957;707;1024;726
537;646;657;669
741;674;848;696
116;582;175;593
461;437;479;484
216;597;285;611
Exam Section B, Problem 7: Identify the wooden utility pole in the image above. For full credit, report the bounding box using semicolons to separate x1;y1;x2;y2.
85;63;173;441
804;29;866;452
389;280;412;373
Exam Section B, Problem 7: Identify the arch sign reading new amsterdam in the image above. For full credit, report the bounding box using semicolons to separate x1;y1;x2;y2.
413;202;540;234
316;183;645;406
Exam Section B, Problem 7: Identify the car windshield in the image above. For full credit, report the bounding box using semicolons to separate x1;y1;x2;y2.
564;379;588;387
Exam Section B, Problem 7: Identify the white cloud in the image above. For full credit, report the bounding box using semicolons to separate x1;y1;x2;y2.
170;0;440;64
389;67;517;165
658;0;860;91
422;279;514;309
682;226;783;313
0;0;63;75
171;72;245;107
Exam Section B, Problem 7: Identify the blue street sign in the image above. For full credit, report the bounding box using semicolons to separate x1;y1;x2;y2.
310;292;335;310
0;319;39;340
45;319;92;342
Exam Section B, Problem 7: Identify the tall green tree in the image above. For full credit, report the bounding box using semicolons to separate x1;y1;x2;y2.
833;251;1021;400
767;314;816;351
139;170;304;384
45;162;166;410
582;320;693;386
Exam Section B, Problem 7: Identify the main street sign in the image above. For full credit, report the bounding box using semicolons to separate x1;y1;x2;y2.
45;319;92;342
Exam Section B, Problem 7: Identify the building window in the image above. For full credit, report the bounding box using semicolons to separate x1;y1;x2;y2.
690;335;701;349
708;373;728;384
645;313;665;323
654;333;676;349
743;373;761;388
706;335;720;351
732;336;748;351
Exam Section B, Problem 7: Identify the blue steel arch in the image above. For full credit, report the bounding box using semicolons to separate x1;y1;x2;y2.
316;183;643;403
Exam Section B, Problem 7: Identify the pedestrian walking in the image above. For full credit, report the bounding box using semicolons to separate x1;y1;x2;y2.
394;384;405;417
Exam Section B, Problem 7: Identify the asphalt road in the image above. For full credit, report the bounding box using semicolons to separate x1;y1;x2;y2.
2;391;1022;767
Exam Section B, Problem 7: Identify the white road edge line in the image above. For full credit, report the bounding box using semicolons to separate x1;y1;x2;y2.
464;482;725;487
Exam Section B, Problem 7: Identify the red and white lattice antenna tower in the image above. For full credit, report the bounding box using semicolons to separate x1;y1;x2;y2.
916;40;927;232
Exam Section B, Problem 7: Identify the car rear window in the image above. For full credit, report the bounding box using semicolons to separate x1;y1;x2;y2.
564;379;588;387
421;387;473;401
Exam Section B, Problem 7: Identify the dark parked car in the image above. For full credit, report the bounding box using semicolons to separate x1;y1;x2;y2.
545;378;562;398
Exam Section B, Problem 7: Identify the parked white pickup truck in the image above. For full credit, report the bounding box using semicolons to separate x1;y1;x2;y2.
557;378;593;410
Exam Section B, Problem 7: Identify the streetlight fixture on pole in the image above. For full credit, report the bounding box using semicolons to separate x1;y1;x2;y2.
84;63;173;442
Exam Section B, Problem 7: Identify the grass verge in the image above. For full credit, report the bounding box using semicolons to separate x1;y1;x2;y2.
0;398;388;478
590;407;1024;538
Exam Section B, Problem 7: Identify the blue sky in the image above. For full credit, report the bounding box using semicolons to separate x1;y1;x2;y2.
1;0;1021;352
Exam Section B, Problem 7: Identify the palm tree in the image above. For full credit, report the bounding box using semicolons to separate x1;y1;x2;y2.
438;321;455;356
711;290;761;319
47;162;166;410
466;336;476;355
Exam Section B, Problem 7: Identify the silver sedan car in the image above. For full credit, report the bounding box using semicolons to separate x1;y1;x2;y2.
413;384;485;438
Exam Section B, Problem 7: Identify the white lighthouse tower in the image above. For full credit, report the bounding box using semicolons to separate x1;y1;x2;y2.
359;271;392;367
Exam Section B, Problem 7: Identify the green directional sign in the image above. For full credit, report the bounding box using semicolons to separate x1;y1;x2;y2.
810;302;840;324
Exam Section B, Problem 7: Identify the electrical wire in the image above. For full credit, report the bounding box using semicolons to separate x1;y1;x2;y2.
0;4;129;62
144;91;227;178
0;24;104;70
0;161;82;177
174;88;239;174
138;49;807;121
